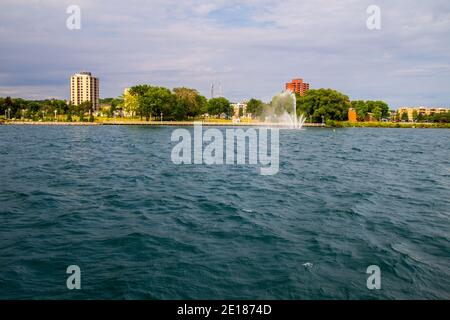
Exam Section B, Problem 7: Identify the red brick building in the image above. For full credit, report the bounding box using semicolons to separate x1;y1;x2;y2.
285;78;310;96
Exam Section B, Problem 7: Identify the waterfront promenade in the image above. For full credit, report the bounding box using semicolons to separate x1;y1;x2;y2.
3;120;449;128
3;121;326;127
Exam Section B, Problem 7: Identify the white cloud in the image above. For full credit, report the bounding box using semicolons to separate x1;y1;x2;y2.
0;0;449;107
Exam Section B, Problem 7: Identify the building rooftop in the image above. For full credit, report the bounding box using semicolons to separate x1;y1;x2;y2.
73;72;92;76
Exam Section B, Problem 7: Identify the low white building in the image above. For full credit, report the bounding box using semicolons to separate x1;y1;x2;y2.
231;101;250;119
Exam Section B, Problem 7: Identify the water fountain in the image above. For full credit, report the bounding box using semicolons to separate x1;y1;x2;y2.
286;90;306;129
264;90;306;129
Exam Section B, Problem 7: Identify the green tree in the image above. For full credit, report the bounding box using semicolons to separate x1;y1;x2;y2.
123;91;139;117
431;112;450;123
401;112;409;122
207;97;232;118
246;99;265;119
101;97;123;117
351;100;368;121
7;97;25;119
296;89;351;122
149;87;174;121
111;98;123;110
129;85;152;120
417;112;426;122
198;95;208;116
66;110;73;122
172;87;206;120
372;106;382;121
377;101;390;118
0;97;5;115
4;97;13;117
130;85;174;121
350;100;389;121
74;101;92;122
366;101;389;118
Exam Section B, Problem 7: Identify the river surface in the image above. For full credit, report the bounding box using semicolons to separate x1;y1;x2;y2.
0;125;449;299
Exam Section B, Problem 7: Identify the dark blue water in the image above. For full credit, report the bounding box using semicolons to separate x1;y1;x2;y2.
0;125;449;300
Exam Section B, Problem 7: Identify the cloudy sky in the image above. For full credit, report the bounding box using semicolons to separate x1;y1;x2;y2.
1;0;449;108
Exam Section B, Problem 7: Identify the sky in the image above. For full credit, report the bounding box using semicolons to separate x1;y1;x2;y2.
0;0;449;108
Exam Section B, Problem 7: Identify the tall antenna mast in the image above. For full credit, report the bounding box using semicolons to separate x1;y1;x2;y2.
211;83;214;99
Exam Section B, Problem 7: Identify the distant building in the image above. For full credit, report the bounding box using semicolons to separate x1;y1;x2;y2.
70;72;100;110
397;107;449;122
348;108;357;122
231;102;249;119
285;78;310;96
389;110;397;122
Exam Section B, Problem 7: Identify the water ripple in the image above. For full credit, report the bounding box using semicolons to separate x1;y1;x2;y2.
0;126;449;299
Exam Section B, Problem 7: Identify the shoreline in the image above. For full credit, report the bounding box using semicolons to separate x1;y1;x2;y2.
1;121;327;127
1;120;449;129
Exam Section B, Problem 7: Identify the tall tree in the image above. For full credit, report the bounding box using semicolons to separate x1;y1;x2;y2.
130;85;174;121
207;97;232;117
351;100;368;121
296;89;351;122
173;87;206;119
401;112;409;122
123;91;139;117
129;85;153;120
412;110;418;122
246;99;265;119
372;106;382;121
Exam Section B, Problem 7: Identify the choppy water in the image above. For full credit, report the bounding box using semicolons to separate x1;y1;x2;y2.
0;125;449;300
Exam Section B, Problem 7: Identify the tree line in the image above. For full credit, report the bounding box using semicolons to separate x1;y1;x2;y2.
246;89;389;122
2;86;449;123
0;97;97;122
0;86;234;121
125;86;232;121
0;97;69;120
397;110;450;123
351;100;390;121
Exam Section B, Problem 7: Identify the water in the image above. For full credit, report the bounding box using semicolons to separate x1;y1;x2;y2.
0;125;449;300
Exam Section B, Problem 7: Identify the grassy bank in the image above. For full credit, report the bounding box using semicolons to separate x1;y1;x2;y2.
3;118;450;129
327;120;450;129
3;119;324;127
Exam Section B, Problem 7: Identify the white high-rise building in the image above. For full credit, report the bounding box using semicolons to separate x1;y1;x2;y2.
70;72;100;110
